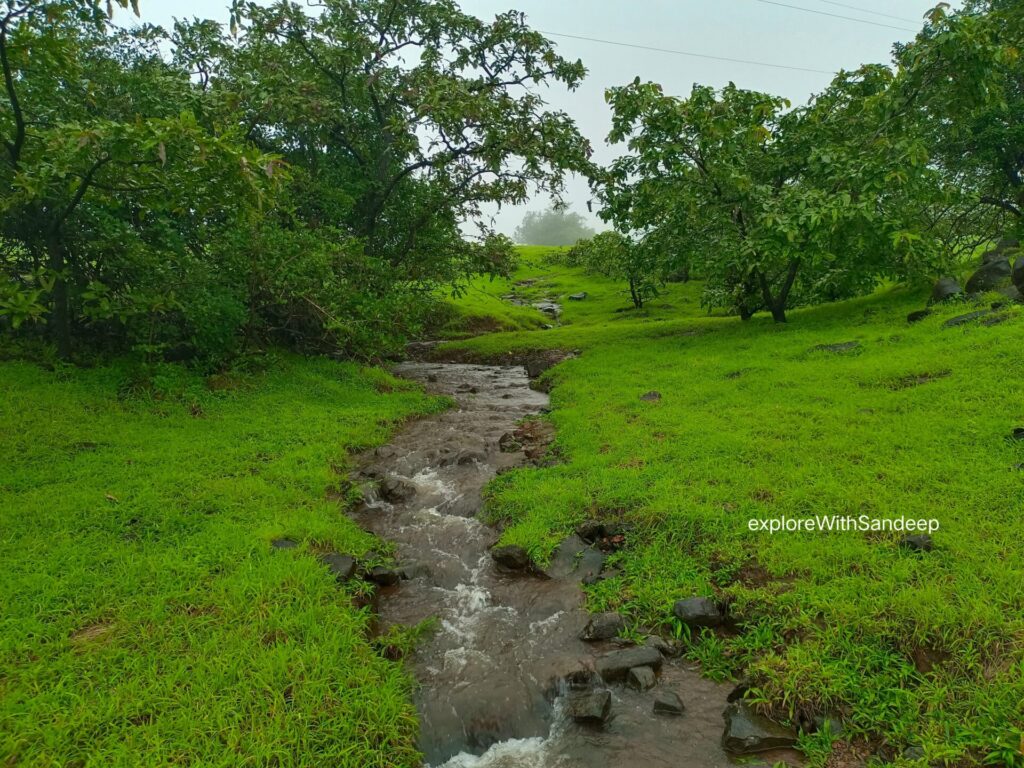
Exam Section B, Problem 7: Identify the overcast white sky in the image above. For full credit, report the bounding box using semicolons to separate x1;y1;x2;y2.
125;0;948;236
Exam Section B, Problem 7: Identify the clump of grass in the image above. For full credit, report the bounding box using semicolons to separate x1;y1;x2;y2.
0;354;445;767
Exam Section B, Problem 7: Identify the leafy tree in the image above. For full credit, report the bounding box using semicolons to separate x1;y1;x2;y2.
893;1;1024;241
514;206;595;246
0;0;592;361
568;231;660;309
599;70;945;322
0;1;275;358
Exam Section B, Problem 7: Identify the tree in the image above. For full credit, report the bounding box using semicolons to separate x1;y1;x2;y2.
568;231;660;309
0;0;593;361
892;1;1024;240
514;206;595;246
598;70;944;322
0;1;275;358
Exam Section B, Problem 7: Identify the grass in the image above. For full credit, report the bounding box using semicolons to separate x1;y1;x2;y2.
441;251;1024;766
0;354;446;767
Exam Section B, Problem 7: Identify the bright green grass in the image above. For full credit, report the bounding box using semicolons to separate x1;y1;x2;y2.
443;253;1024;766
0;355;445;767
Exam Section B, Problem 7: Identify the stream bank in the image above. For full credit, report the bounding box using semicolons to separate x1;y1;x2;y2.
350;360;794;767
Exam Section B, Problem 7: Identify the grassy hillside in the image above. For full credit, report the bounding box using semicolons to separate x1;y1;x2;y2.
0;355;445;767
442;252;1024;766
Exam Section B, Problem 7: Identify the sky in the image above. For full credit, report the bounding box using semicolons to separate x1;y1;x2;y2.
124;0;949;237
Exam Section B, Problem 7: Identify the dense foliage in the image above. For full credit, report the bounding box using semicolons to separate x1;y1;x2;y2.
593;0;1022;322
513;205;595;246
0;0;590;361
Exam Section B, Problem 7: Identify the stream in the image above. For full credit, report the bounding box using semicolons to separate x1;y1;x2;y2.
351;361;778;768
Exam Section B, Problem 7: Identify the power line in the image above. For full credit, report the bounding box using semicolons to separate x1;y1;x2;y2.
814;0;920;24
539;30;836;75
750;0;919;32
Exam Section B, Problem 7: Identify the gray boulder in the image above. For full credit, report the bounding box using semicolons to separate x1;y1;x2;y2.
271;538;298;549
579;612;625;642
907;309;932;324
965;258;1012;293
1013;256;1024;292
673;596;724;628
627;665;656;691
899;534;934;552
721;702;798;755
996;285;1024;304
595;646;663;682
652;690;685;716
810;341;860;354
930;277;963;304
566;688;612;726
643;634;675;656
320;553;357;582
568;292;588;301
943;310;994;328
640;390;662;402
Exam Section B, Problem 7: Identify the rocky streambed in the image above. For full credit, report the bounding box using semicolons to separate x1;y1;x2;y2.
347;361;800;767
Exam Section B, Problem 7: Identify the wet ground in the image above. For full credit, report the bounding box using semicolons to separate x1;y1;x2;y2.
352;361;789;768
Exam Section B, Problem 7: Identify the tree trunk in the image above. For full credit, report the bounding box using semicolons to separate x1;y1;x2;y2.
755;258;800;325
629;277;643;309
46;232;71;359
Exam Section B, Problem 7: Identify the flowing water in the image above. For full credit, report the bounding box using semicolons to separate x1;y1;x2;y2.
352;361;784;768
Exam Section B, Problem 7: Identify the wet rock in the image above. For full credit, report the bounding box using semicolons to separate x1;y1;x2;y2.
565;688;612;726
491;544;533;572
643;634;675;656
965;258;1012;293
568;292;587;301
533;300;561;317
398;562;431;580
672;596;724;628
899;534;934;552
627;665;656;691
652;690;685;716
579;612;625;642
943;310;993;327
930;277;963;304
320;553;357;582
271;538;298;549
810;340;860;354
1013;255;1024;291
455;449;488;465
544;535;604;581
498;432;521;452
380;476;416;503
721;702;799;755
595;646;663;682
639;390;662;402
907;309;932;323
366;565;402;586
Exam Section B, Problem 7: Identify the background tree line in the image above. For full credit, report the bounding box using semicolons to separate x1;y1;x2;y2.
0;0;591;362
